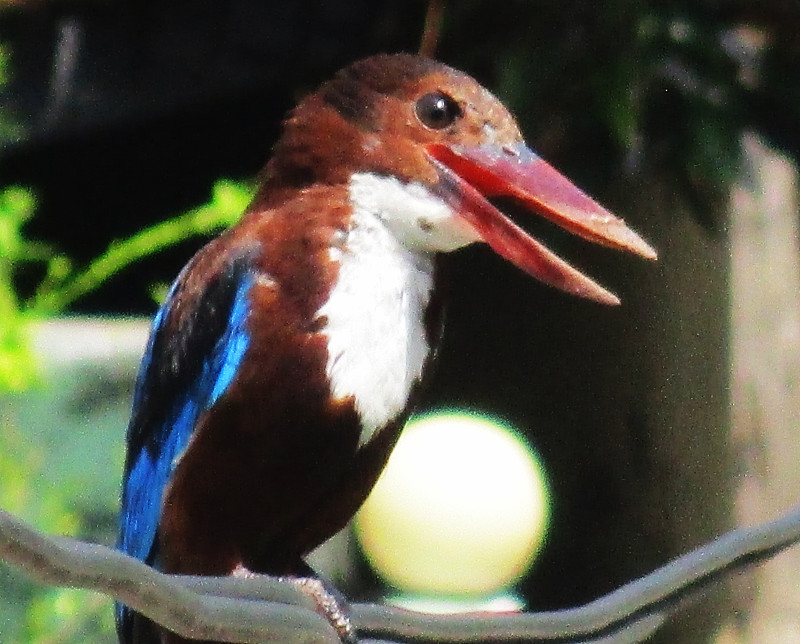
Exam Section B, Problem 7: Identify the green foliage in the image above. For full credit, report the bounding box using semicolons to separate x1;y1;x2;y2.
27;179;251;316
0;179;253;642
0;179;252;389
0;40;9;87
0;424;109;644
0;186;39;392
0;416;126;642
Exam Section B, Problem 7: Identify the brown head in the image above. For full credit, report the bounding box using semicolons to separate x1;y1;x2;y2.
264;54;521;187
258;53;656;303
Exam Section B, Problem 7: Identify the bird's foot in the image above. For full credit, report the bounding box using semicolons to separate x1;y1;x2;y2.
231;563;257;579
281;575;357;644
232;563;356;643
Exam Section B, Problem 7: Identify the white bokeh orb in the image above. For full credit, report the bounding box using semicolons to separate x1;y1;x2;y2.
355;412;550;596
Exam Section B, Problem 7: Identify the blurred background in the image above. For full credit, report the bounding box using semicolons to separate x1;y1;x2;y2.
1;1;800;642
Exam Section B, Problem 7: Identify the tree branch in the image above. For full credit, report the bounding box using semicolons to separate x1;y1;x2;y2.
3;505;800;643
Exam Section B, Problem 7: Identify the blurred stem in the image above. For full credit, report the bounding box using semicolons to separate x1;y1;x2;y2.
419;0;445;58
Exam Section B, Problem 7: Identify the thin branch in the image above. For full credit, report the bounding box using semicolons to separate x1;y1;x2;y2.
26;180;249;316
3;505;800;643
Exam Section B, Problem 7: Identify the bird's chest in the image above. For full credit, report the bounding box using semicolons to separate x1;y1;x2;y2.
316;209;436;446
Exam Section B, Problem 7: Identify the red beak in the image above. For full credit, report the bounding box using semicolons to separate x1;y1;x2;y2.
426;142;657;305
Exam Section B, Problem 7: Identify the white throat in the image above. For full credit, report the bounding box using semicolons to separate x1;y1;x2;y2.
317;173;475;445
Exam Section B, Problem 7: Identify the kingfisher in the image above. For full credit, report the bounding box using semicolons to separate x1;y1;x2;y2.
116;53;655;644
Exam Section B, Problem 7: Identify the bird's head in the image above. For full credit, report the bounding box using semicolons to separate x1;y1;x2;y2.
262;53;656;304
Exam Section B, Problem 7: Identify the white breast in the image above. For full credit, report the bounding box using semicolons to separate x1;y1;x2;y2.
317;172;469;445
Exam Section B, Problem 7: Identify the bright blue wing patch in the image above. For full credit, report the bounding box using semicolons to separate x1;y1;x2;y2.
118;264;254;566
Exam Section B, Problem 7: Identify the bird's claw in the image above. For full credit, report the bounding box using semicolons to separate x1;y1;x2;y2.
282;576;358;644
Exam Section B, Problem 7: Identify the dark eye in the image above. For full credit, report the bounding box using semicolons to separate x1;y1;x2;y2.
415;91;462;130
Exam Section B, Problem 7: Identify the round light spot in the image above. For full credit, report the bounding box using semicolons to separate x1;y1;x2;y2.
355;412;550;597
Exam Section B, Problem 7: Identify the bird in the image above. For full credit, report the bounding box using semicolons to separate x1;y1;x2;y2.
116;53;656;644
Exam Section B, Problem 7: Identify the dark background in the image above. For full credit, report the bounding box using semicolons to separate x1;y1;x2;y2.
3;2;800;642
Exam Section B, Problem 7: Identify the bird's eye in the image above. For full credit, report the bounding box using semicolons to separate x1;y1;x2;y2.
415;91;462;130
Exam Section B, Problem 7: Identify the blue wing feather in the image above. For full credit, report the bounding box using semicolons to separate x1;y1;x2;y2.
116;252;256;642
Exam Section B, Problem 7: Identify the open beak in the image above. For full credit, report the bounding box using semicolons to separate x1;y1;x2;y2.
426;142;657;305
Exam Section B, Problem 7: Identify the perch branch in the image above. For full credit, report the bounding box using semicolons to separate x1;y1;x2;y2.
3;505;800;643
